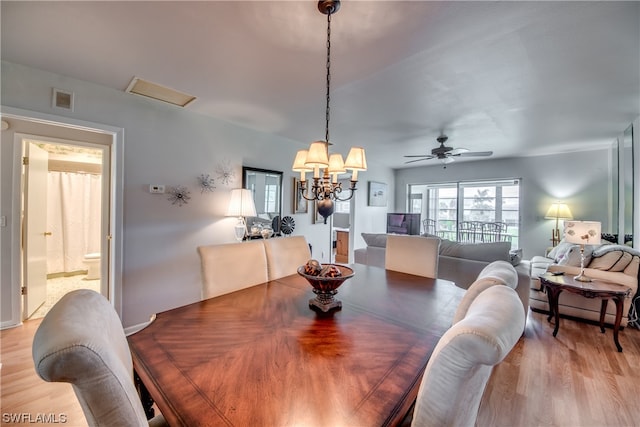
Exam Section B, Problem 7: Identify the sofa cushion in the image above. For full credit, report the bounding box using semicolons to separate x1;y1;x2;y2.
361;233;388;248
588;245;639;272
439;240;510;263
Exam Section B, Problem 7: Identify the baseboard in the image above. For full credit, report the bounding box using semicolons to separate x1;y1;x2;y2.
124;314;156;336
0;320;23;330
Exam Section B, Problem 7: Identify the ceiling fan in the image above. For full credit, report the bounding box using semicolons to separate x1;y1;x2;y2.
404;135;493;167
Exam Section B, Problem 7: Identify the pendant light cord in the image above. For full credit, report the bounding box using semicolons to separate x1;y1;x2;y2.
325;9;332;144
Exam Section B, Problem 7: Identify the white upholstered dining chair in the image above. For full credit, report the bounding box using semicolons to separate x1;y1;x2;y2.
32;289;167;427
385;235;440;278
411;285;525;427
452;260;520;323
263;235;311;280
197;239;269;299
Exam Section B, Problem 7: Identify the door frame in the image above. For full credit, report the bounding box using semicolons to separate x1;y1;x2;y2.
4;106;124;326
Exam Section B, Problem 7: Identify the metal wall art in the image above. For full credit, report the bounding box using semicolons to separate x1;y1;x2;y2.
198;174;216;193
167;185;191;206
215;160;235;186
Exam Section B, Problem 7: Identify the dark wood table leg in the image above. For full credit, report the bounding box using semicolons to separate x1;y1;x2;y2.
134;369;155;420
612;296;624;352
544;283;562;337
599;299;608;333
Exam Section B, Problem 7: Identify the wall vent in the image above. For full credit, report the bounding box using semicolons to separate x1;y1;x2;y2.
125;77;196;107
52;88;74;111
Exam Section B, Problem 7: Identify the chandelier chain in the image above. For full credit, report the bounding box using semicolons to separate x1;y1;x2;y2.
325;10;331;143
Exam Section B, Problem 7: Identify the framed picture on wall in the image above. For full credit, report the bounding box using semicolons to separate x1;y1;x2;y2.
293;177;308;214
368;181;388;206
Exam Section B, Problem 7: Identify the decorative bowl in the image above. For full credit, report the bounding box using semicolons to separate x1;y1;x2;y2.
297;264;354;312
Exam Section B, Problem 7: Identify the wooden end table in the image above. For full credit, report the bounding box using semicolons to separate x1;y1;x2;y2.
539;272;631;352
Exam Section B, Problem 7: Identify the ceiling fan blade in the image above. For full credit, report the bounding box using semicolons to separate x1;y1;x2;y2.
455;151;493;157
449;148;469;155
403;155;432;158
404;157;432;164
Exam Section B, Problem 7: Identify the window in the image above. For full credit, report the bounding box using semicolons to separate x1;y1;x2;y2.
408;179;520;248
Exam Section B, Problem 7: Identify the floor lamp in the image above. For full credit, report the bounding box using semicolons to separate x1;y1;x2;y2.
545;202;573;246
564;220;601;282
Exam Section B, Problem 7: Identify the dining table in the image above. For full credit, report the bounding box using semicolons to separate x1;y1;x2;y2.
127;263;464;427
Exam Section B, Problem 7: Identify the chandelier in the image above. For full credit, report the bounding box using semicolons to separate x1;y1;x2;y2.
291;0;367;223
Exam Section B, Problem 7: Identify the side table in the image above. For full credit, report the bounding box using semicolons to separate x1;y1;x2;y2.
538;273;631;352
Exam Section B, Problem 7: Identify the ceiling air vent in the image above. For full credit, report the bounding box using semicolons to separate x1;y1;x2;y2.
125;77;196;107
52;88;74;111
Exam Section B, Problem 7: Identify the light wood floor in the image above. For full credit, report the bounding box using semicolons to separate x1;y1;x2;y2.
2;310;639;426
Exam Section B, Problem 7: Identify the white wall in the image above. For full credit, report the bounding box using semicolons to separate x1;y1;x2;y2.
0;61;392;327
394;150;615;259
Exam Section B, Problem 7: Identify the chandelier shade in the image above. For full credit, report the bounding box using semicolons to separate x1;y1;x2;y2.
344;147;367;180
305;141;330;172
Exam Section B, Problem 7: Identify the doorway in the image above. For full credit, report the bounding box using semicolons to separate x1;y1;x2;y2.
1;107;123;328
21;136;109;320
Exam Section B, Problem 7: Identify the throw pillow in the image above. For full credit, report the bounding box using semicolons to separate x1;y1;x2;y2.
361;233;388;248
388;214;404;227
509;249;523;266
588;245;636;272
547;241;575;263
557;245;594;267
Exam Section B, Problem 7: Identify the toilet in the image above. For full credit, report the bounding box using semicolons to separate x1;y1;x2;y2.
83;253;101;280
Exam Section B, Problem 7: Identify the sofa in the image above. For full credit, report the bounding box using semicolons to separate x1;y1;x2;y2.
354;233;530;315
529;242;640;326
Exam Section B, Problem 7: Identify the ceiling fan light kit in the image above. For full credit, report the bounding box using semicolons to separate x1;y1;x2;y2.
403;134;493;168
291;0;367;223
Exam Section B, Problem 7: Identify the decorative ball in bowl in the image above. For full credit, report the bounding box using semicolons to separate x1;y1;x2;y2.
297;260;354;312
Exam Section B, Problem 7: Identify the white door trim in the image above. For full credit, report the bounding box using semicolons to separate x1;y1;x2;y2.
2;106;124;327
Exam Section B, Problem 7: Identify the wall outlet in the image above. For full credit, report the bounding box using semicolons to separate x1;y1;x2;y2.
0;216;6;227
149;184;165;194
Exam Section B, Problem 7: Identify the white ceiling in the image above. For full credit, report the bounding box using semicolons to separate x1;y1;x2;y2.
2;1;639;169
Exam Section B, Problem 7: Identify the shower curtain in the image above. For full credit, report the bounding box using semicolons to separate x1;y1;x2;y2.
46;171;102;275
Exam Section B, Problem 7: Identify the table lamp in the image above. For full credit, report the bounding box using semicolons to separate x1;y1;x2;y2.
226;189;257;241
563;220;601;282
545;202;573;246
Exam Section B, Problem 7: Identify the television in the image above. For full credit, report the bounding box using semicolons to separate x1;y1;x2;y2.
386;213;420;235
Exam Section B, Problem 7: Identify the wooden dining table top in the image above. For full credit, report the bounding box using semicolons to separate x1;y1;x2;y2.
127;263;464;427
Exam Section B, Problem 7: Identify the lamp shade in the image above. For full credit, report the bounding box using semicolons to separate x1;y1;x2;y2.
292;150;312;172
545;202;573;220
564;221;601;245
226;189;257;218
344;147;367;171
344;147;367;181
304;141;330;168
328;153;346;174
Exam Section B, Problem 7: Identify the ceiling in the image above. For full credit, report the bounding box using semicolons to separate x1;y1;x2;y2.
2;1;639;169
